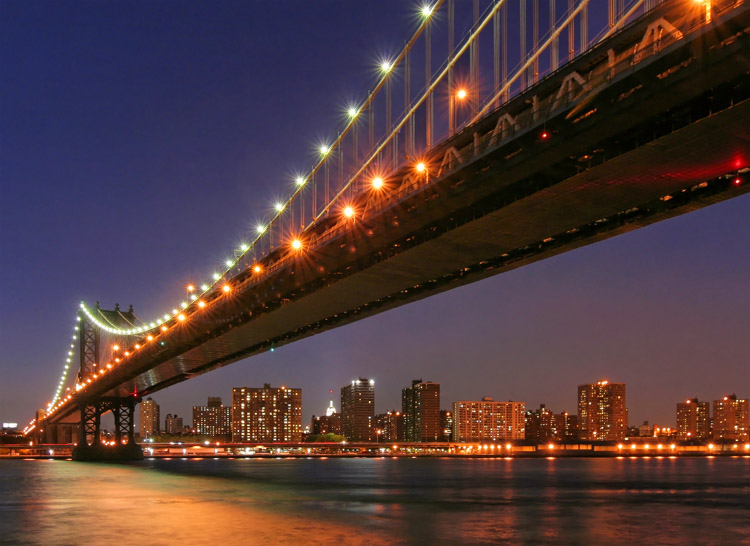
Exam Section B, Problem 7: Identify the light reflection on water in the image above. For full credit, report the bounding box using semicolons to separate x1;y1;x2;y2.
1;457;749;545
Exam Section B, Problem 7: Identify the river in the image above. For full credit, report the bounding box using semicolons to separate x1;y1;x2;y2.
1;456;748;544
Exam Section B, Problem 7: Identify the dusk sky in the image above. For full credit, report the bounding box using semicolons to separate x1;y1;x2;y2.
1;1;748;430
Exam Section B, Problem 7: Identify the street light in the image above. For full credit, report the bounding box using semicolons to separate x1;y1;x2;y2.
450;88;468;135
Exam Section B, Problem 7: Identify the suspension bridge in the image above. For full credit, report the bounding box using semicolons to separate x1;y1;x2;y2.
24;0;750;460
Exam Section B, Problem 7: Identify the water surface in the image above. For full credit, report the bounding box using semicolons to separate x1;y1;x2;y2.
1;457;749;544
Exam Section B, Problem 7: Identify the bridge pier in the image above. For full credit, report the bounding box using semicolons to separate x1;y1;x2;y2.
70;307;143;461
72;397;143;462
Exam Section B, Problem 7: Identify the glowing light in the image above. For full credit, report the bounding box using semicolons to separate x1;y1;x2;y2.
197;300;206;308
222;284;231;293
347;106;359;119
212;272;221;281
421;4;434;17
240;243;249;252
200;284;208;291
734;177;742;186
112;345;120;351
147;335;153;341
320;144;331;156
541;130;550;140
295;176;306;186
343;206;354;218
274;202;284;212
456;88;467;100
372;176;384;189
187;284;195;292
256;224;266;234
225;259;234;267
415;162;426;173
253;265;262;273
177;314;186;322
548;443;555;450
161;326;168;332
291;239;302;250
380;60;393;73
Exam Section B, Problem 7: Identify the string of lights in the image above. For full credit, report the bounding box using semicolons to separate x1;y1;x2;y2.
71;2;442;340
46;317;80;410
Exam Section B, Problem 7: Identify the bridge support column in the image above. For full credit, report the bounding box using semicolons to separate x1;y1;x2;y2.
72;398;142;462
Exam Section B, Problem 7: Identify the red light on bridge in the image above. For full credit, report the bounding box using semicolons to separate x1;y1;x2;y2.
540;130;550;140
734;177;742;186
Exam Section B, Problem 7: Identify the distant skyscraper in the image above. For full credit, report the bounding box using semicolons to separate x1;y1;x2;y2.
525;404;557;443
676;398;710;440
341;378;375;441
578;380;627;441
164;413;183;435
440;409;453;442
402;379;441;442
311;392;342;436
193;397;232;438
452;398;526;442
325;390;337;417
232;384;302;443
139;397;160;438
555;411;579;442
712;394;749;441
374;410;404;442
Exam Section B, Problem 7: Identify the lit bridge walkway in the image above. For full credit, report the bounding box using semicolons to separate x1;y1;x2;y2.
31;0;750;459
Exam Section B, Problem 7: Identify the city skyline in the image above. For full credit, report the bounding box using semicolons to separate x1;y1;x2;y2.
138;379;748;439
1;1;748;429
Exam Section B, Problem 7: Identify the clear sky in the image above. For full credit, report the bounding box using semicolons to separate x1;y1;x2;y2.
1;0;748;430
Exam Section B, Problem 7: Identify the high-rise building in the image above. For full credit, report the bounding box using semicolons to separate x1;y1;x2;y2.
578;380;627;441
555;411;579;442
402;379;441;442
193;397;232;438
713;394;749;441
341;378;375;441
676;398;710;441
440;409;453;442
310;413;342;436
232;384;302;443
452;398;526;442
164;413;183;435
525;404;557;443
374;410;404;442
310;392;342;436
139;397;160;438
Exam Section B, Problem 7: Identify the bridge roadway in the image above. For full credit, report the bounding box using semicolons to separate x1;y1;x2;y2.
49;0;750;424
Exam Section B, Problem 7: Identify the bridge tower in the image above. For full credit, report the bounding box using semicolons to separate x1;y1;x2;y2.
72;303;143;461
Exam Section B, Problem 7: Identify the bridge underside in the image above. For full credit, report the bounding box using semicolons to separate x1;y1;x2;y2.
49;3;750;420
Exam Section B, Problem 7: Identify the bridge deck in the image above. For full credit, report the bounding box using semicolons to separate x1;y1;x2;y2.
50;0;750;420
